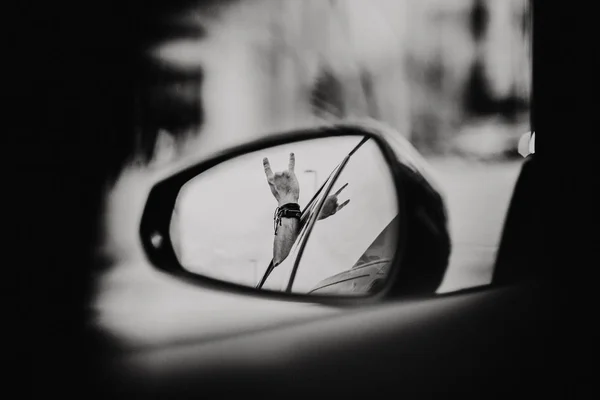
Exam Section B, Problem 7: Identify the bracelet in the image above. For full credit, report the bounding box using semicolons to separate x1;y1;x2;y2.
274;203;301;234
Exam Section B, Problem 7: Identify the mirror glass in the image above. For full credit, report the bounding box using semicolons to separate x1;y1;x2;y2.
170;135;400;296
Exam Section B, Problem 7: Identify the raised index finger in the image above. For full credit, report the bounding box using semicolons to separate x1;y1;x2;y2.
288;152;295;172
263;158;274;180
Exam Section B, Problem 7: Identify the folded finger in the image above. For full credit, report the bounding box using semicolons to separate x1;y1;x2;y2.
263;158;274;180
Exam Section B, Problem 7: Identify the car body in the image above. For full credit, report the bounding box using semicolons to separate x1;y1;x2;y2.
308;258;391;294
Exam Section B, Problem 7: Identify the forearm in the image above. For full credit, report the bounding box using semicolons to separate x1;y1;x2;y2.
273;217;300;267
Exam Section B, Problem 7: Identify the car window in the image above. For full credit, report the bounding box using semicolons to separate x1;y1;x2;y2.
260;137;371;291
260;165;341;292
289;139;399;294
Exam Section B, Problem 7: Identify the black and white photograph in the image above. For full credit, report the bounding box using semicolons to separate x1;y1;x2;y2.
19;0;589;397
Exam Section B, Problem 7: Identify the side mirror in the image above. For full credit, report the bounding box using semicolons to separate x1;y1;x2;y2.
140;123;450;304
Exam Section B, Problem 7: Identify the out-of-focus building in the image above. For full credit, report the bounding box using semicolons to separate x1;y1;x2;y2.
152;0;532;159
245;0;531;155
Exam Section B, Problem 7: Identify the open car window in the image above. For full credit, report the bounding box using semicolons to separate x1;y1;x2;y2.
260;165;341;292
260;138;371;291
290;139;399;294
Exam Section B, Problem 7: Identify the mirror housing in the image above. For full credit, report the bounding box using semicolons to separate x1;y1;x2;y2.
140;122;451;304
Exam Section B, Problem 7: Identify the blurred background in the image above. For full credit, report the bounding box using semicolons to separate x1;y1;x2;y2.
251;0;531;157
144;0;531;162
97;0;532;346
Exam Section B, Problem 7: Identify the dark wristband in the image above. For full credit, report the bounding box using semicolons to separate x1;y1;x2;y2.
279;208;302;219
278;203;301;219
274;203;301;233
278;202;301;211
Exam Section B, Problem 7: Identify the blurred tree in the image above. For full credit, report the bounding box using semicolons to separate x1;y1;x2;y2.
147;0;531;159
310;67;345;119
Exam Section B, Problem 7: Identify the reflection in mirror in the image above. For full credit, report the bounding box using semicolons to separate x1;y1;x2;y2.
170;135;400;297
262;138;399;296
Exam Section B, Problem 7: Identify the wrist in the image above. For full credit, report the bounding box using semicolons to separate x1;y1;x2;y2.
278;196;299;207
274;202;301;234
